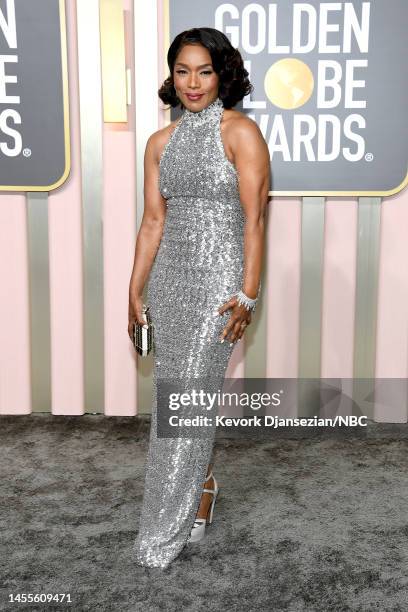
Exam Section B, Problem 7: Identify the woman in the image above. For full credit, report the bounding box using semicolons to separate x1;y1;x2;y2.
128;27;270;568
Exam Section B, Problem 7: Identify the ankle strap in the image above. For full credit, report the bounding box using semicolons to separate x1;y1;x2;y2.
205;470;213;481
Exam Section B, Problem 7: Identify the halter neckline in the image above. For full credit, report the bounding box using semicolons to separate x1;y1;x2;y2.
182;96;224;126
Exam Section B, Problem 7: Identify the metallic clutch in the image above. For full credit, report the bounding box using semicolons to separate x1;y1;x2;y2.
132;305;154;356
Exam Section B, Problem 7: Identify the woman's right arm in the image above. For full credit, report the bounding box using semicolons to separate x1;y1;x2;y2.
128;130;167;338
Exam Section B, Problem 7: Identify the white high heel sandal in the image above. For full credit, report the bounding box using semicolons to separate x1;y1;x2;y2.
188;470;219;543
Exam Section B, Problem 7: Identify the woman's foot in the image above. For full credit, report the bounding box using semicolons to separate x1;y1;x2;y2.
189;466;219;543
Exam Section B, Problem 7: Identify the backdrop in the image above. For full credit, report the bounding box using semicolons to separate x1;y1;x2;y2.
0;0;407;421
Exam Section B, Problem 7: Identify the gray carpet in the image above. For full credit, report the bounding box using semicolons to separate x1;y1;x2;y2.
1;415;408;611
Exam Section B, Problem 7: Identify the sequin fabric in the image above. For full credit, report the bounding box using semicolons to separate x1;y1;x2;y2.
133;97;245;568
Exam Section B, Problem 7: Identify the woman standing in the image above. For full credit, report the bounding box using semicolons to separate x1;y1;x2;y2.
128;27;270;568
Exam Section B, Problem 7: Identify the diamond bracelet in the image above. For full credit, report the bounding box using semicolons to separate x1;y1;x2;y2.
235;281;261;312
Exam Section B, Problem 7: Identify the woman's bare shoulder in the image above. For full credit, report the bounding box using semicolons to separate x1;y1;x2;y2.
147;118;182;161
222;108;263;140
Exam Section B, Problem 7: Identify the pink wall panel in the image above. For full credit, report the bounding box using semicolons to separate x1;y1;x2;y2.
375;186;408;422
103;130;137;416
0;197;31;414
376;187;408;378
50;0;84;415
321;200;358;379
266;199;302;378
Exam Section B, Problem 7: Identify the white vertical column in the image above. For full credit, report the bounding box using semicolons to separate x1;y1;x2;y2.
76;0;104;413
298;197;326;415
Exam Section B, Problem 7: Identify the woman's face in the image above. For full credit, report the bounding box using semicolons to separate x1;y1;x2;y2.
173;43;220;111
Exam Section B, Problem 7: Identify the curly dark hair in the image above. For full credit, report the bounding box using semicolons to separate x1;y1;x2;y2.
158;27;253;109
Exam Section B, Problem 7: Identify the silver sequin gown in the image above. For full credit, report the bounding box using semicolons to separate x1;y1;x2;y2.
133;97;245;568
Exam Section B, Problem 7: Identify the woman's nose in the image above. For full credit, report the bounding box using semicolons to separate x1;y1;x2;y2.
187;72;199;87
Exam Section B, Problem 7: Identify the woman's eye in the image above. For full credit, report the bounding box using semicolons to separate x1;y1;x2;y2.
175;70;213;75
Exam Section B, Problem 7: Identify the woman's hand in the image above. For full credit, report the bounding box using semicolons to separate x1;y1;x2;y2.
217;296;252;344
128;293;147;342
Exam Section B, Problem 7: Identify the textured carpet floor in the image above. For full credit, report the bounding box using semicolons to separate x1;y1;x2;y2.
1;415;408;611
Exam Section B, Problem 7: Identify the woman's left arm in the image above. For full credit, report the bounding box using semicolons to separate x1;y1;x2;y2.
218;116;271;343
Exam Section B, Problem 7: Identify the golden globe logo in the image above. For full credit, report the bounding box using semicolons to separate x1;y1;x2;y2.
264;58;314;110
216;2;371;162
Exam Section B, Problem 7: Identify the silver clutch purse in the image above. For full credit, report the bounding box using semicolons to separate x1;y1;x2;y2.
132;305;154;356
